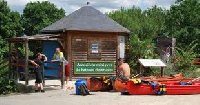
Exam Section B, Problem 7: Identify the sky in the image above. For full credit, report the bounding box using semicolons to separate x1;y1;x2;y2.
6;0;176;15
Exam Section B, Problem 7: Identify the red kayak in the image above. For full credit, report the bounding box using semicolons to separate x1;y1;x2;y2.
113;79;127;92
141;75;193;82
114;77;193;92
126;80;200;95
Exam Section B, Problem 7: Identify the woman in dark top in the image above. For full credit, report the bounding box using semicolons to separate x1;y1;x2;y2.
30;53;47;92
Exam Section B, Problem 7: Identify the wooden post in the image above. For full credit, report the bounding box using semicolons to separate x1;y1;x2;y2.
116;34;120;76
66;32;72;80
61;61;65;89
25;39;29;85
42;63;45;86
16;47;19;82
139;65;143;75
161;67;164;77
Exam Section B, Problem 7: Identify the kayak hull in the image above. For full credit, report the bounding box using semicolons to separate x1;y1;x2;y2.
113;79;127;92
126;81;200;95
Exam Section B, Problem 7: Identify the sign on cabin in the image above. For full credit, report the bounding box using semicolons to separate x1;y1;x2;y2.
74;61;115;74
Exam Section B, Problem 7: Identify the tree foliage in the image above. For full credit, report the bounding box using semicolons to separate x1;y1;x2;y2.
22;1;65;35
0;0;22;58
109;6;166;40
0;0;20;95
108;0;199;75
165;0;200;52
171;40;198;77
0;0;22;38
108;6;166;71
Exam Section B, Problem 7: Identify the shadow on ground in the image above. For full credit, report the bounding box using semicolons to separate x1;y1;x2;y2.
16;83;61;94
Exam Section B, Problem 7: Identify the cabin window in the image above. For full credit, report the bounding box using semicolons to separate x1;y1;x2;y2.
91;43;99;53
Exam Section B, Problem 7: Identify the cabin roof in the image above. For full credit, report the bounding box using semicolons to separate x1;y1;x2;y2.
41;6;130;34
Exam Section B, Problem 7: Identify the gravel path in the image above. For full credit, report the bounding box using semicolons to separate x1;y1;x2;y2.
1;80;200;105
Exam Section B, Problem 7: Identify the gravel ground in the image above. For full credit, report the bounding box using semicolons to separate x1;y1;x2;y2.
1;80;200;105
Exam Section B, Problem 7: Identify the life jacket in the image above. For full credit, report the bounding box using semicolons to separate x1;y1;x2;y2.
158;84;167;95
151;82;167;95
130;79;142;85
102;76;111;86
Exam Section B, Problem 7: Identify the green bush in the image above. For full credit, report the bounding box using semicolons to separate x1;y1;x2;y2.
0;77;17;95
127;34;159;75
171;41;198;77
0;59;17;95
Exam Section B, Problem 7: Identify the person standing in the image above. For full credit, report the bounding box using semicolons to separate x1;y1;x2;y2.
51;48;70;85
162;46;170;63
30;53;47;92
52;48;65;62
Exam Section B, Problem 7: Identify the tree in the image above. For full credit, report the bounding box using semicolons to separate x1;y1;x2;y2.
0;0;22;58
165;0;200;52
171;40;198;77
22;1;65;35
108;6;166;40
108;6;166;72
143;6;167;39
0;0;19;95
0;0;22;38
0;0;22;77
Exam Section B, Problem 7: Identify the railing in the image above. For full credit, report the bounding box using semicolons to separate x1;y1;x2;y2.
9;60;66;89
44;61;65;89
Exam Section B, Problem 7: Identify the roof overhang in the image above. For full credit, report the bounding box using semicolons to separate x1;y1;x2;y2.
8;34;60;42
41;29;130;35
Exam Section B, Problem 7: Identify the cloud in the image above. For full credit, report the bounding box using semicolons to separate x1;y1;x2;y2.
6;0;48;13
6;0;176;14
137;0;176;10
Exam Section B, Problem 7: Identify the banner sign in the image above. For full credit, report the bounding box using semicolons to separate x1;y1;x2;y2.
74;61;115;74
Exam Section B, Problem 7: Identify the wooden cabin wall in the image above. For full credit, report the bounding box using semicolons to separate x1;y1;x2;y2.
67;31;118;61
63;31;119;77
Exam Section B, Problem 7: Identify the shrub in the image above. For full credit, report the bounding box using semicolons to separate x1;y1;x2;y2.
171;40;198;77
0;59;17;95
127;35;159;75
0;77;17;95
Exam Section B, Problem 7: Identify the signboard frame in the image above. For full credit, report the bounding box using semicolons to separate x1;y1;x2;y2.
138;59;166;76
138;59;166;67
73;61;116;75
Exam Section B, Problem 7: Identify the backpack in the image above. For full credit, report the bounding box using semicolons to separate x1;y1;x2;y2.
78;84;90;96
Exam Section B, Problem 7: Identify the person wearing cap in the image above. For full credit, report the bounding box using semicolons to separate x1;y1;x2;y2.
30;53;47;92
